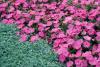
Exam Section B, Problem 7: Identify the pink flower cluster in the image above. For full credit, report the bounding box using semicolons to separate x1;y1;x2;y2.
0;0;100;67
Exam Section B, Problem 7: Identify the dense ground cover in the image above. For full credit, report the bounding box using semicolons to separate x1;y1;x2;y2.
0;23;64;67
0;0;100;67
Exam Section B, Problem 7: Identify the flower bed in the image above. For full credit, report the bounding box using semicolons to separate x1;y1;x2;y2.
0;0;100;67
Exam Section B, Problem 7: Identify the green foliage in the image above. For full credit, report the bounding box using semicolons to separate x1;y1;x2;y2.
0;23;64;67
68;48;77;54
60;23;68;33
86;5;92;11
67;0;73;5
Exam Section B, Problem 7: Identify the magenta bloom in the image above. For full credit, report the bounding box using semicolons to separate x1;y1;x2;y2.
19;34;27;42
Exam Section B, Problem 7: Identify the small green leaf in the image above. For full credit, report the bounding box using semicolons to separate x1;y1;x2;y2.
46;31;51;38
69;48;77;54
67;0;73;5
70;49;77;54
76;4;81;8
86;5;92;11
60;23;68;33
90;19;96;23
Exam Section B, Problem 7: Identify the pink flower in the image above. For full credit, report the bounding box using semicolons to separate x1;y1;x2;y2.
54;23;60;27
68;24;74;29
63;16;72;24
81;60;88;67
23;2;29;8
69;54;75;58
75;59;82;66
96;62;100;67
22;13;30;18
43;0;48;2
89;57;98;65
81;31;87;35
0;7;5;11
14;14;21;20
28;28;35;33
8;6;15;12
83;41;91;48
56;47;69;57
75;59;88;67
0;3;8;8
16;0;25;3
75;9;87;19
17;24;24;29
96;44;100;52
30;35;39;42
35;16;41;21
83;36;91;41
60;44;69;48
16;19;25;24
21;27;34;34
92;45;98;54
75;50;82;57
66;29;73;35
82;51;93;60
96;17;100;22
87;29;95;35
38;31;45;37
46;21;52;26
96;32;100;36
58;33;65;38
19;34;27;42
32;0;37;3
88;9;98;20
67;39;75;45
73;0;79;4
6;14;13;19
2;19;8;24
88;14;95;20
49;3;57;9
51;33;57;40
53;21;58;24
96;36;100;41
51;28;61;33
62;0;67;5
38;27;44;31
81;0;92;5
53;39;61;48
28;20;34;27
7;19;14;24
66;61;73;67
38;0;42;2
29;11;35;15
16;10;22;15
59;4;65;10
75;21;81;26
59;54;66;62
85;23;94;29
22;27;29;33
73;39;83;49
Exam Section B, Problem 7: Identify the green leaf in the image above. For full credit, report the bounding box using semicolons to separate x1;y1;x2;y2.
68;48;77;54
67;0;73;5
60;23;68;33
86;5;92;11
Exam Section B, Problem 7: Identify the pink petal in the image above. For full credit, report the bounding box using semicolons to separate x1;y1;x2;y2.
59;54;66;62
73;39;83;49
66;61;73;67
19;34;27;42
30;35;39;42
